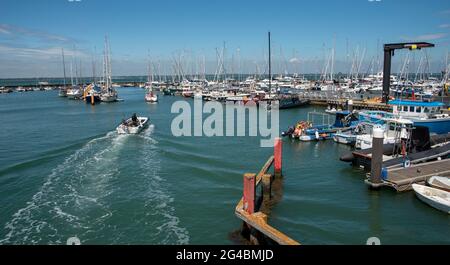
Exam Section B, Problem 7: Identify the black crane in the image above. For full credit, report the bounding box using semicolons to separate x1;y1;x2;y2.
382;42;434;103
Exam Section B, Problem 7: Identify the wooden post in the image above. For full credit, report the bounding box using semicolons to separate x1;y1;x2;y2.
262;174;272;202
243;173;256;214
274;138;282;178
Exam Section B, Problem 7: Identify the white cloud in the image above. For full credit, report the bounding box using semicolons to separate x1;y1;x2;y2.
0;24;73;43
0;44;87;59
439;24;450;28
401;33;448;41
0;27;11;35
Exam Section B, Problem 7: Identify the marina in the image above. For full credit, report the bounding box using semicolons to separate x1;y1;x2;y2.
0;0;449;249
0;88;449;245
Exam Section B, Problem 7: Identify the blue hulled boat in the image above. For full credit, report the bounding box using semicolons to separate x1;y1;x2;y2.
389;99;450;134
282;111;359;141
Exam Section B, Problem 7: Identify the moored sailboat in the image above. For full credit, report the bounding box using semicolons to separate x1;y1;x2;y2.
144;54;158;102
58;48;68;97
100;36;118;103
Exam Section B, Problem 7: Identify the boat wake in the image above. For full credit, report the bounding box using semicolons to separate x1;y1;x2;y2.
0;129;188;244
137;130;189;244
0;131;126;244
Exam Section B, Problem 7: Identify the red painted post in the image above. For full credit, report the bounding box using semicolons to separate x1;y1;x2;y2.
274;137;282;178
243;173;256;214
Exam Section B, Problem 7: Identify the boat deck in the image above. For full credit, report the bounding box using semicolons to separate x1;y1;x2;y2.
382;159;450;192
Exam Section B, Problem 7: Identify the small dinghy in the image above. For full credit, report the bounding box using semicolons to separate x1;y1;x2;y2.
427;176;450;192
116;114;149;134
412;184;450;214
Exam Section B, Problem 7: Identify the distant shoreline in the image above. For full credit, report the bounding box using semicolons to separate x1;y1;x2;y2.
0;73;444;87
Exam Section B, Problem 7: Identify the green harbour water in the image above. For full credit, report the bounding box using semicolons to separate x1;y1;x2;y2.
0;88;449;244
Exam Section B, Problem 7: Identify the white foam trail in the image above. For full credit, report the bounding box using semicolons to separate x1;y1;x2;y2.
137;128;190;244
1;127;189;245
137;125;158;144
0;132;125;244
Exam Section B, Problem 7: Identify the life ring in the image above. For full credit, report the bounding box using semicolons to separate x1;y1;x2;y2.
403;159;411;168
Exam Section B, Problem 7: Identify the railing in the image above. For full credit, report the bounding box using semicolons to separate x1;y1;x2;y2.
234;138;300;245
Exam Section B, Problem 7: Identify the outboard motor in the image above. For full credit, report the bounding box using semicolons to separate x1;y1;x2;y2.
409;126;431;153
282;127;294;137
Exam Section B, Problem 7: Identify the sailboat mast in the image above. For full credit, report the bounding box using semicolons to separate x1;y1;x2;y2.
61;48;67;89
92;49;96;85
107;37;112;91
70;54;74;86
268;31;271;96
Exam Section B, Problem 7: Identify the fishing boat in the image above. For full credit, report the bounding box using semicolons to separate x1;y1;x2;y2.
116;115;149;134
427;176;450;192
412;184;450;214
390;99;450;134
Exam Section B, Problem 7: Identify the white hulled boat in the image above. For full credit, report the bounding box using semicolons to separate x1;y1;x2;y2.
116;115;149;134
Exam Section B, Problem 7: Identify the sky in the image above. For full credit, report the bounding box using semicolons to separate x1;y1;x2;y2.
0;0;450;78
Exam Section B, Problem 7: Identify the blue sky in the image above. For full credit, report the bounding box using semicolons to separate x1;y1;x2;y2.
0;0;449;77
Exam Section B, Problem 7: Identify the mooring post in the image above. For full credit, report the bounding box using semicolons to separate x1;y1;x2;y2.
243;173;256;214
369;127;384;188
347;99;353;112
274;138;282;178
262;174;272;202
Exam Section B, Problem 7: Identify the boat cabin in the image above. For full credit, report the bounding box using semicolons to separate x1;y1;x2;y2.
333;111;359;128
390;100;445;119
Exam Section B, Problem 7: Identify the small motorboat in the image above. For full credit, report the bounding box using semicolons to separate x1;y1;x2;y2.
427;176;450;192
116;115;149;134
333;131;357;145
412;184;450;214
145;91;158;102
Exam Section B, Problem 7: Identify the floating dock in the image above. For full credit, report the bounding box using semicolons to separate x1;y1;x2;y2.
366;159;450;192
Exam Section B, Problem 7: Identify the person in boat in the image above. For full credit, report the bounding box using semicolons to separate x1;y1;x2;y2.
131;113;139;126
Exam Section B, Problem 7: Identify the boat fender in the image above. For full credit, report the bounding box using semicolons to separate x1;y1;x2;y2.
381;167;388;181
315;130;319;140
403;159;411;168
